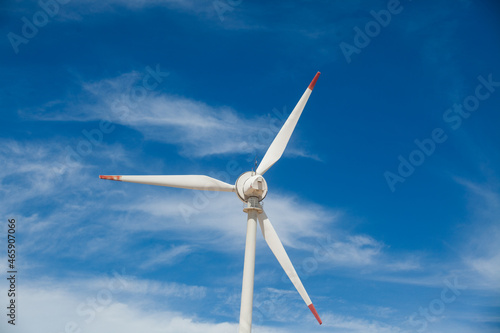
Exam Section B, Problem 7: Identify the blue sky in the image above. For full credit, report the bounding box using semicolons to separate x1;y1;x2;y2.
1;0;500;332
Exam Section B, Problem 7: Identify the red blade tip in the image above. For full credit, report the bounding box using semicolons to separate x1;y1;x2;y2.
308;303;322;325
308;72;321;90
99;175;121;181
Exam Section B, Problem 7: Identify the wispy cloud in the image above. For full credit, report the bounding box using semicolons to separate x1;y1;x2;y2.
309;233;423;276
0;136;419;285
457;179;500;290
41;0;220;22
116;191;335;252
321;313;403;333
0;139;423;288
21;71;317;159
0;139;84;205
139;244;194;269
0;283;235;333
324;235;383;266
370;178;500;292
1;275;311;333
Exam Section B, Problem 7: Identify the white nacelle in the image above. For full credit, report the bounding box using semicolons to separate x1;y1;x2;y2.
243;175;267;198
235;171;268;202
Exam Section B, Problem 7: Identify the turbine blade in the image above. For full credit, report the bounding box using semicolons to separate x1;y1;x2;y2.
256;72;320;175
99;175;235;192
257;209;322;325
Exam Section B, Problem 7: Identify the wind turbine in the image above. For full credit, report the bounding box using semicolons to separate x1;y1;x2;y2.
100;72;322;332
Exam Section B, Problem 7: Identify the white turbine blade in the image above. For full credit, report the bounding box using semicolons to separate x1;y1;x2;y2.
257;209;322;325
256;72;320;175
99;175;235;192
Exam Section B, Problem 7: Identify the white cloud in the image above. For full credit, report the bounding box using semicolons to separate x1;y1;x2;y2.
306;232;422;274
319;313;403;333
23;71;316;160
457;180;500;289
0;137;331;275
377;180;500;291
117;190;335;252
0;139;83;204
365;306;397;319
466;252;500;284
86;0;209;10
43;0;219;22
126;190;420;276
0;137;414;279
89;274;207;299
0;276;309;333
383;257;421;272
139;244;194;269
0;284;235;333
0;137;420;280
2;139;486;333
326;235;383;266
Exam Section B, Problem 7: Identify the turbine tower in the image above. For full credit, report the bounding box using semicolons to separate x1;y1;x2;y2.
100;72;322;332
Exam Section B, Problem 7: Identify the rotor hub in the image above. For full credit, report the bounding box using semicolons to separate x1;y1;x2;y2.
235;171;268;202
